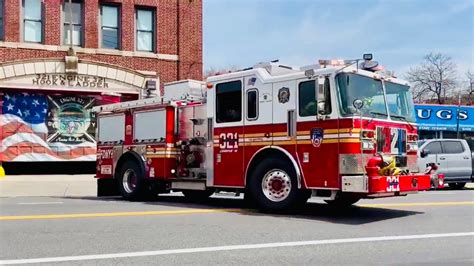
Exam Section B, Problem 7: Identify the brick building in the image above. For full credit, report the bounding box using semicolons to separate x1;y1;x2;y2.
0;0;202;165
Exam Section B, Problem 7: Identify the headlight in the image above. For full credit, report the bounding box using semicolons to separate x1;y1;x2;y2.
362;140;375;150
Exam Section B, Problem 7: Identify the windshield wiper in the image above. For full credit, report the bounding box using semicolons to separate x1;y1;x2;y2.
367;111;388;124
390;114;415;130
370;111;388;117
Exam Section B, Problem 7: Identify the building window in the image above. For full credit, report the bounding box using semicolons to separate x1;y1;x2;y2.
0;0;4;40
216;81;242;123
299;80;317;117
63;1;83;46
100;5;119;49
136;8;154;52
23;0;43;43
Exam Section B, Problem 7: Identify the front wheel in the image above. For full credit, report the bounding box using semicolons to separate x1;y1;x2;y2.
248;158;301;212
325;194;360;208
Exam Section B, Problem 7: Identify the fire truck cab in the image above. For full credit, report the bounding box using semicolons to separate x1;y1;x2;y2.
94;55;441;212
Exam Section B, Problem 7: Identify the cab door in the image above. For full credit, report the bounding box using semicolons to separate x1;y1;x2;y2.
213;79;245;187
441;140;471;178
420;141;446;175
295;76;337;188
242;75;273;177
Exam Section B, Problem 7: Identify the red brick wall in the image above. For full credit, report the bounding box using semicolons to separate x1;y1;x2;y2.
0;0;202;82
4;0;20;42
44;0;62;45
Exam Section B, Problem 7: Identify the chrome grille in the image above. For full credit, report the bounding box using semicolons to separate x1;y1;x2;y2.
376;127;407;154
376;127;385;152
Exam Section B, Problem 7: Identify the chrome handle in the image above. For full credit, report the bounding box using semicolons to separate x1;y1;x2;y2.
464;156;470;160
439;157;446;160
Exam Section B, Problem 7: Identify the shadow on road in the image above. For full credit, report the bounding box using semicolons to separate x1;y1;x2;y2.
60;194;422;225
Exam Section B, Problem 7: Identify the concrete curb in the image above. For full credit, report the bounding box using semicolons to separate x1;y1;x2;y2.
0;175;96;198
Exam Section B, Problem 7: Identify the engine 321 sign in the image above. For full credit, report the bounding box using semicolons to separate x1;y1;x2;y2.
219;132;239;153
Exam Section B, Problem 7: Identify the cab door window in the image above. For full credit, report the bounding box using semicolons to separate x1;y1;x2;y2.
424;141;442;155
442;141;464;154
318;77;332;115
216;81;242;123
299;80;316;117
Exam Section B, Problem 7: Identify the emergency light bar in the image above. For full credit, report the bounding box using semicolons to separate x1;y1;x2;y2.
318;59;354;67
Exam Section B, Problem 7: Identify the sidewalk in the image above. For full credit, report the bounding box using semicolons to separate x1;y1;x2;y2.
0;175;96;197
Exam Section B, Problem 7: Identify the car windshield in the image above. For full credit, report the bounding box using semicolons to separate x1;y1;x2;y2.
336;73;387;118
385;81;416;122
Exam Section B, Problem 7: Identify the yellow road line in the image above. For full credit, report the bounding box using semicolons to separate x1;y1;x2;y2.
359;201;474;208
0;208;242;221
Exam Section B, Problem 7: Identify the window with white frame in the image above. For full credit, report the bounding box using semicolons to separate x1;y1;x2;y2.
23;0;43;43
136;8;154;52
63;0;83;46
100;4;119;49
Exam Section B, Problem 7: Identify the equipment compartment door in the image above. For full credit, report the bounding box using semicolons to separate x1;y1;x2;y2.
213;79;245;187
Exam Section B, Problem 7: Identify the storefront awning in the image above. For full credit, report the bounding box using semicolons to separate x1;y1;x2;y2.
415;104;474;132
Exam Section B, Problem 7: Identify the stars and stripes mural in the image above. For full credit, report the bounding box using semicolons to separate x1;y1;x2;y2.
0;92;97;162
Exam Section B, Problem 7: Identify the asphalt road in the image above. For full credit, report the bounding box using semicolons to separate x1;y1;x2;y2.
0;189;473;265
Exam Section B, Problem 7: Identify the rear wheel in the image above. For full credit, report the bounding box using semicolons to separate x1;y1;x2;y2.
182;190;214;201
325;194;360;208
117;160;147;200
248;158;300;212
448;182;466;190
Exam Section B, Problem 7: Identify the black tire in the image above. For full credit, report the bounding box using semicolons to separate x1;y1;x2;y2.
296;189;312;206
97;178;119;197
248;158;301;212
117;160;147;200
448;182;466;190
182;190;214;201
325;194;360;208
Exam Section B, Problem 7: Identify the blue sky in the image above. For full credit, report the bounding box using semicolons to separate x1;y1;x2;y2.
203;0;474;79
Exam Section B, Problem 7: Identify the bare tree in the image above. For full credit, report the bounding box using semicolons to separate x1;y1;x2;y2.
406;53;457;104
465;70;474;102
204;65;240;79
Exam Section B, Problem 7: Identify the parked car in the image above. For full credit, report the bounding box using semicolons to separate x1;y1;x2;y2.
417;139;473;189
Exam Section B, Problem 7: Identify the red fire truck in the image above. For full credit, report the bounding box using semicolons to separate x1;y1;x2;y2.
93;55;443;211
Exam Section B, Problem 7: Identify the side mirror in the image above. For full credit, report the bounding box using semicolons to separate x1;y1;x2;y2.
353;99;364;110
318;102;326;115
420;149;429;158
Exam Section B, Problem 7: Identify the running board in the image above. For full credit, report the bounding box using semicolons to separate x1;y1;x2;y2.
171;179;206;190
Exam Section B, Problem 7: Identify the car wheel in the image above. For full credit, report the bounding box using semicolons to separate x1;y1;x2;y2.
448;182;466;190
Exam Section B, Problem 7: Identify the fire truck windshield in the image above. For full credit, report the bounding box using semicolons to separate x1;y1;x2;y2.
337;73;416;123
384;81;416;122
336;73;387;118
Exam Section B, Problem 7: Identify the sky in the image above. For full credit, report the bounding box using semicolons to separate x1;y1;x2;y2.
203;0;474;80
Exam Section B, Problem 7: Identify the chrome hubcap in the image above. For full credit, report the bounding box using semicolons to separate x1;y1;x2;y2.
123;169;137;193
261;169;292;202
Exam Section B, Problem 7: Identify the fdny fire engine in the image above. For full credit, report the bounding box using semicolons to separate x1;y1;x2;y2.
93;54;442;212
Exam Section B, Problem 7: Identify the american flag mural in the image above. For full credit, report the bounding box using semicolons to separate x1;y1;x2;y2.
0;92;97;162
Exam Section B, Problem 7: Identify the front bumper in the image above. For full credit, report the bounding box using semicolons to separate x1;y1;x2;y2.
341;173;439;194
368;174;433;193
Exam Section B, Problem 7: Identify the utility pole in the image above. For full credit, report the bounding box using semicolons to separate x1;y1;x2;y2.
456;94;461;139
